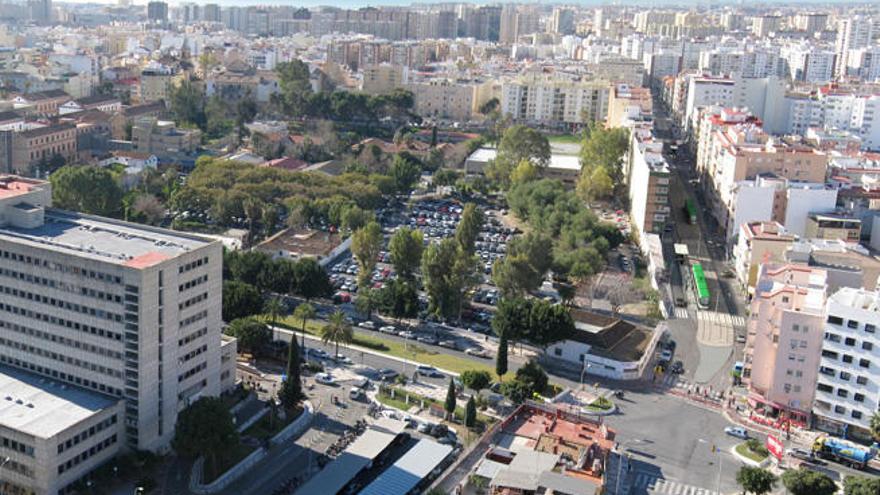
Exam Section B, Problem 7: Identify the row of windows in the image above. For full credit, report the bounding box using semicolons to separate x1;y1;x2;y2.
179;274;208;293
824;332;874;351
2;458;34;479
0;249;123;285
0;302;122;341
1;436;34;458
179;327;208;348
820;349;873;369
180;310;208;329
179;257;209;274
0;321;122;361
179;292;208;311
827;315;876;333
57;434;117;475
0;354;122;397
178;361;207;383
180;344;208;364
58;415;118;455
0;267;123;305
0;285;122;323
0;337;123;379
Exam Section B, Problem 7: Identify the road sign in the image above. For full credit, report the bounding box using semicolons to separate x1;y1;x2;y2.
766;434;784;460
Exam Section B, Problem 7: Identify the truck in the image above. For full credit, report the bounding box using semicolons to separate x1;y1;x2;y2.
811;435;878;470
684;199;697;225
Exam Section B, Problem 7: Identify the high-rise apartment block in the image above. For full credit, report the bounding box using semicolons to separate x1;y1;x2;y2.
0;176;235;493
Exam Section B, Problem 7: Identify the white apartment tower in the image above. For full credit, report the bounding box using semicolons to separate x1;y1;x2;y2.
815;287;880;443
0;177;235;493
835;16;874;78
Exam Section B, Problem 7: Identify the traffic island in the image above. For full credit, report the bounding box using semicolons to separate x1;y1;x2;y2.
733;439;770;467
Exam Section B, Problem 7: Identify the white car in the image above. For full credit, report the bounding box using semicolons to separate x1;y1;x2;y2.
724;426;749;439
315;372;335;385
358;321;376;330
333;354;352;365
398;331;415;339
379;325;397;335
416;365;443;378
465;348;490;359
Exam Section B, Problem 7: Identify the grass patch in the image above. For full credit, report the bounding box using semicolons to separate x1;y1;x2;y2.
376;385;495;430
272;316;494;376
585;396;614;412
736;440;769;463
242;406;302;441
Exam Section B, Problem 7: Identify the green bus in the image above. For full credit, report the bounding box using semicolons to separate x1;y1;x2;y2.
691;263;710;308
685;199;697;225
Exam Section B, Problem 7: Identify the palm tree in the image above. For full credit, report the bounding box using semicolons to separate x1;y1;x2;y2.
293;303;316;353
264;297;284;331
320;310;353;359
870;410;880;442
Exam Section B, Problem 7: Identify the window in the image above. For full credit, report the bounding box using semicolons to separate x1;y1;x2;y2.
865;324;875;334
859;359;871;369
827;315;843;325
553;348;562;356
835;405;846;414
837;389;848;398
854;393;865;403
822;350;838;359
843;355;854;364
856;376;868;385
840;371;851;381
817;383;833;393
863;341;873;351
845;337;856;346
852;410;863;420
825;333;841;343
847;320;859;329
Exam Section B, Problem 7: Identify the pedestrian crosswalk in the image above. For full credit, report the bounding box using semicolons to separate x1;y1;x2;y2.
632;473;720;495
673;307;689;319
696;310;746;328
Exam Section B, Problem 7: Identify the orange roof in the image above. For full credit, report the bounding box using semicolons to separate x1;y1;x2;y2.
0;180;35;199
124;252;171;269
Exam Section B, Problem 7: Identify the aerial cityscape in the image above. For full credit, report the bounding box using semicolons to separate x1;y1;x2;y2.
0;1;878;495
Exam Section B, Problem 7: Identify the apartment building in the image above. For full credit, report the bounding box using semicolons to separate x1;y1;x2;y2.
138;68;182;104
0;176;235;492
804;213;862;243
131;118;201;162
734;221;796;297
9;123;77;175
7;90;70;117
500;75;610;127
361;64;405;95
744;264;827;427
627;126;671;237
405;79;486;122
815;287;880;443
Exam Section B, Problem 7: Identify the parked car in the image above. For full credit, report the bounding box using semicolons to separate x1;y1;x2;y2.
660;349;674;361
398;330;415;339
307;348;330;359
735;334;747;344
417;422;434;434
378;368;399;381
379;325;397;335
315;372;335;385
333;354;352;365
787;448;815;462
417;335;439;345
670;360;684;374
724;426;749;439
439;340;459;350
465;347;490;358
358;321;376;330
416;365;443;378
349;387;365;400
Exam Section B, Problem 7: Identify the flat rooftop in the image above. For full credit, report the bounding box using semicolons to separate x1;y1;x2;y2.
0;209;213;268
0;365;118;439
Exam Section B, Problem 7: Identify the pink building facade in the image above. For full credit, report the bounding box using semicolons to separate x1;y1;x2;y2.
743;264;827;426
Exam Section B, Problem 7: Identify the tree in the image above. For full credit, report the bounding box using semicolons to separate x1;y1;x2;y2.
492;297;532;350
130;193;165;225
444;377;457;420
433;169;461;187
262;205;279;236
491;233;553;297
235;93;258;144
294;258;332;301
169;80;206;129
464;396;477;428
389;227;424;281
226;318;271;356
278;333;302;410
263;296;285;331
844;475;880;495
172;397;239;477
376;279;419;320
557;283;577;307
50;165;124;217
320;310;352;358
461;370;492;391
355;288;377;320
514;359;549;397
342;206;373;233
579;124;629;188
496;332;508;381
205;96;233;138
782;469;836;495
487;125;550;187
736;466;776;495
421;239;479;320
292;302;315;353
527;300;575;346
479;97;499;115
576;165;614;202
510;159;539;185
276;60;313;117
390;154;421;193
351;222;383;288
222;281;263;322
455;203;484;254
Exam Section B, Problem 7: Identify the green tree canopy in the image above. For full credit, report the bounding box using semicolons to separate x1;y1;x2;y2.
514;359;549;397
389;227;424;280
455;203;484;254
464;396;477;428
225;317;271;355
222;281;263;322
320;310;353;358
461;370;493;391
421;238;479;320
172;397;239;475
376;278;419;320
293;257;332;300
169;80;206;129
276;60;313;117
278;334;302;410
736;466;776;495
782;469;836;495
844;475;880;495
491;233;553;297
50;165;124;217
496;331;508;380
351;222;383;288
390;154;421;193
444;377;457;419
579;123;629;186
